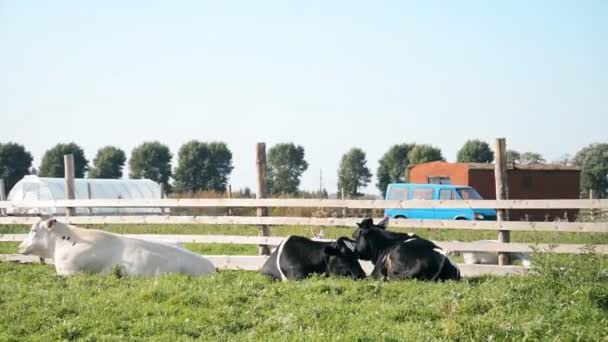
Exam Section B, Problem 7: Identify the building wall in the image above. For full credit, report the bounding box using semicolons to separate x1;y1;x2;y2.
470;169;580;221
468;169;496;199
409;162;470;186
506;169;580;221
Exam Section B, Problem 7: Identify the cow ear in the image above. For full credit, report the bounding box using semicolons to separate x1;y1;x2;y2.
45;218;57;230
337;237;357;253
376;217;389;229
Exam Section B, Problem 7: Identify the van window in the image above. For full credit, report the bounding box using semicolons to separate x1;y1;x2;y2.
388;187;409;200
456;188;483;200
439;189;456;200
412;188;433;200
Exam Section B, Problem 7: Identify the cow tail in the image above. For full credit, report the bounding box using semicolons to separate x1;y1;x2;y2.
276;236;291;281
430;252;448;281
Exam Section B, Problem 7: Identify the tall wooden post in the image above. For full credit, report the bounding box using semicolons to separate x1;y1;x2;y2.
86;183;93;215
0;179;6;216
341;188;346;217
494;138;510;265
256;143;271;255
64;154;76;217
159;183;166;215
227;185;232;216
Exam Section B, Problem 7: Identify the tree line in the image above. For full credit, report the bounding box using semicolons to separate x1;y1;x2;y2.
0;140;607;198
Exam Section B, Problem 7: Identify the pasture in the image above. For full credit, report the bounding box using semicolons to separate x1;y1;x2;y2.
1;252;607;341
1;198;607;340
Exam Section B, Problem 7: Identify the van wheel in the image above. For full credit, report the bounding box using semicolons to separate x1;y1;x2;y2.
395;215;407;219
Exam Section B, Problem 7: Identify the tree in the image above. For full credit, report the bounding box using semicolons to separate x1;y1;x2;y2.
129;141;172;192
88;146;126;179
506;150;521;164
39;143;89;178
337;148;372;197
519;152;546;164
173;141;234;193
205;142;234;192
266;143;309;195
173;140;209;193
456;140;494;163
407;144;444;165
0;142;33;191
573;143;608;198
376;143;416;197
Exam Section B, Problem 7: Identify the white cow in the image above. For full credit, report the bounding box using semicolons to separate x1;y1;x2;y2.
451;240;532;267
18;218;215;276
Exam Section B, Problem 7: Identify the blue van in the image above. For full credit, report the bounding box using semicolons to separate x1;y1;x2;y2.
384;183;497;220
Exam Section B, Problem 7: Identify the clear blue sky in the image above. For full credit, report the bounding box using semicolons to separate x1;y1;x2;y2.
1;1;607;194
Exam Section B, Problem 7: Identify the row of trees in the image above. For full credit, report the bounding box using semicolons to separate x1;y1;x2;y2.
0;140;607;198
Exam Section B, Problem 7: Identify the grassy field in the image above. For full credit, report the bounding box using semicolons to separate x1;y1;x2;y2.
1;224;607;340
0;253;607;341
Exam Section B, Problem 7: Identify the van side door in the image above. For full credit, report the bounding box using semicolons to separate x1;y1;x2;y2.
436;188;463;219
409;187;435;219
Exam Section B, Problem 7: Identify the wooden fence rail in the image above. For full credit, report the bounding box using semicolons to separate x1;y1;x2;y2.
1;216;607;233
1;197;606;274
1;198;607;209
2;233;606;255
0;254;530;277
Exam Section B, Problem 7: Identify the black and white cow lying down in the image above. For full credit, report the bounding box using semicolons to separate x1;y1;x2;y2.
261;235;366;281
352;217;461;281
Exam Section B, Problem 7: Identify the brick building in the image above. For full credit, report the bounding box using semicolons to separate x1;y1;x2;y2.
408;161;581;221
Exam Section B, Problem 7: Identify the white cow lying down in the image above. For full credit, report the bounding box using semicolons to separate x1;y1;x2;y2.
18;218;215;276
451;240;532;267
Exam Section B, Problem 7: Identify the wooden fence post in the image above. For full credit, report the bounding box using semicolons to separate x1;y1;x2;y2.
64;154;76;217
0;179;6;216
494;138;510;265
341;188;346;217
86;183;93;215
227;185;232;216
159;183;166;215
256;143;271;255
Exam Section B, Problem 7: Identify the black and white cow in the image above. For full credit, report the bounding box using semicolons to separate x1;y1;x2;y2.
352;217;461;281
261;235;366;281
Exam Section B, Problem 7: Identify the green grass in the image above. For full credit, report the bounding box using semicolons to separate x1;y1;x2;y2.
0;254;607;340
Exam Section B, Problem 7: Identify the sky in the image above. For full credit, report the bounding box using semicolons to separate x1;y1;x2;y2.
1;1;607;195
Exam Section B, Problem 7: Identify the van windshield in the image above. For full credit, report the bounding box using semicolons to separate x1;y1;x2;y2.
456;188;483;200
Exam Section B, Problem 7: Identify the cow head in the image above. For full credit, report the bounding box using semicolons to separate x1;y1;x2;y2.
352;217;389;260
324;237;366;279
17;219;56;258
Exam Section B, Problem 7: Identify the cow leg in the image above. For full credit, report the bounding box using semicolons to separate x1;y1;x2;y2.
282;265;309;280
370;266;386;280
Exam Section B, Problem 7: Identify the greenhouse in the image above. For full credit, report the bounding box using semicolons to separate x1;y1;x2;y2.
7;176;164;215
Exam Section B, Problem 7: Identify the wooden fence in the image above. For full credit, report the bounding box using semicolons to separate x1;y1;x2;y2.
1;198;607;277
